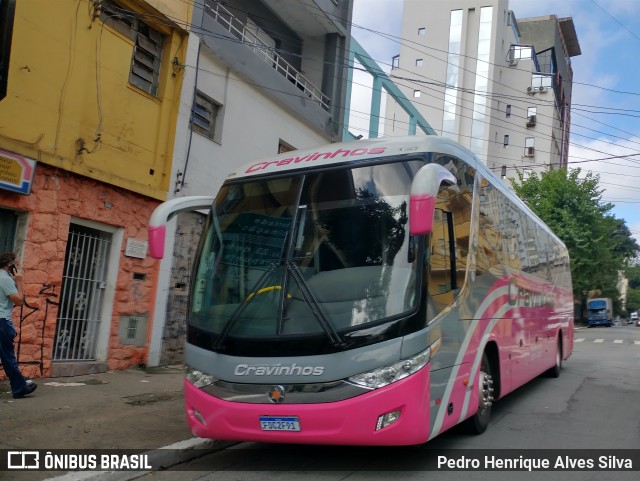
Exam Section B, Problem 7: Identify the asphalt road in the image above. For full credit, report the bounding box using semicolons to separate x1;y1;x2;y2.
126;324;640;481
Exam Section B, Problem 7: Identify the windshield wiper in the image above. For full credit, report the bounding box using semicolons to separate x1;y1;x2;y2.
214;262;277;350
214;244;345;350
286;261;345;348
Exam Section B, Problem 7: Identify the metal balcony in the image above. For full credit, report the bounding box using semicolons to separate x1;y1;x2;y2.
205;1;330;111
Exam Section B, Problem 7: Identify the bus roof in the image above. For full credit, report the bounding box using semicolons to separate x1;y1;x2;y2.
226;136;478;180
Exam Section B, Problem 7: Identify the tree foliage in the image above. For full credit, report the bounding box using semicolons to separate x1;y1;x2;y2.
510;168;639;305
625;265;640;313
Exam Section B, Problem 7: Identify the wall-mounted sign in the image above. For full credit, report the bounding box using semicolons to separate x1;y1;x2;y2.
0;149;37;195
125;237;148;259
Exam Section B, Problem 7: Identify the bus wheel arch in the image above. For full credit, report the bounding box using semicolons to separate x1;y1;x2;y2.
466;342;499;434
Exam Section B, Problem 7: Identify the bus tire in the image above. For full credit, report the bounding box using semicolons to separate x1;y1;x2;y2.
546;336;563;378
466;352;494;435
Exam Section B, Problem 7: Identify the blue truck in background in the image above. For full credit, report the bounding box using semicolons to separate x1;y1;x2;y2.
587;298;613;327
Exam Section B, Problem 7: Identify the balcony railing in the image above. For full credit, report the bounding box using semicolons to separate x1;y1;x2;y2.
205;1;330;111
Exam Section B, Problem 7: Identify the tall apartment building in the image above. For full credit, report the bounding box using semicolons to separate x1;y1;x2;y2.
146;0;354;366
384;0;580;179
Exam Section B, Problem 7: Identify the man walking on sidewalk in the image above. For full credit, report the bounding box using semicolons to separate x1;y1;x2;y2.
0;252;37;399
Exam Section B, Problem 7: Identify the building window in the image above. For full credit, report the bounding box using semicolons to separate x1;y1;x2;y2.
0;207;17;253
191;91;222;141
503;135;509;147
278;140;295;154
506;105;511;117
392;55;399;70
442;9;463;141
510;45;533;60
413;90;421;98
416;58;423;67
0;0;16;101
469;6;493;156
418;27;426;36
525;137;535;157
526;107;537;127
100;1;164;96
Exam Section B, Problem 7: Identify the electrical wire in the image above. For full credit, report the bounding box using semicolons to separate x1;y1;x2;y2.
33;0;640;206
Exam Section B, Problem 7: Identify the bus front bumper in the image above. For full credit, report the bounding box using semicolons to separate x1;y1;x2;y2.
184;367;431;446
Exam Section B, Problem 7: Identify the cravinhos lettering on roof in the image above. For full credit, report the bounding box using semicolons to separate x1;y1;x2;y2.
245;147;388;173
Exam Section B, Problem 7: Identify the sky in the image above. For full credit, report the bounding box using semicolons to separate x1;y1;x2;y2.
349;0;640;248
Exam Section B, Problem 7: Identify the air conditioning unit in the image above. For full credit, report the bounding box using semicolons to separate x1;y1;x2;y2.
526;86;535;94
507;58;518;66
524;146;535;157
538;86;547;92
526;115;537;127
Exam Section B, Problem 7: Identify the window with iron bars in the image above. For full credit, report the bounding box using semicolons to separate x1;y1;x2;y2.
100;1;164;96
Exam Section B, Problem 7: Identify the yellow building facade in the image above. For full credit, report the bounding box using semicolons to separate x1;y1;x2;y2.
0;0;190;378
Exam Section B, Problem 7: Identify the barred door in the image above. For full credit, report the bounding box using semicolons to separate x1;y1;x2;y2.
53;224;111;361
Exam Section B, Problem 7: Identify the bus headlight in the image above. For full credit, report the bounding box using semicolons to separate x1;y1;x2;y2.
185;367;217;388
347;348;430;389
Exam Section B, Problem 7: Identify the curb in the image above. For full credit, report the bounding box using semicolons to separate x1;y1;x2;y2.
44;438;237;481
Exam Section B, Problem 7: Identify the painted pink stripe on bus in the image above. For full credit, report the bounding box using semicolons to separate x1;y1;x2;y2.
438;291;512;434
449;287;571;430
184;367;431;446
148;225;166;259
409;194;436;235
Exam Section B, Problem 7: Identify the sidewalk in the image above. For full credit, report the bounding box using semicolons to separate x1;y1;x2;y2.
0;365;232;480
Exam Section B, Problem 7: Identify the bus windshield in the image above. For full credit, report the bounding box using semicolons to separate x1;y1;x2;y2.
189;160;425;353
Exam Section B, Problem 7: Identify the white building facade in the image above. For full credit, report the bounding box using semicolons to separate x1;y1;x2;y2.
148;0;354;365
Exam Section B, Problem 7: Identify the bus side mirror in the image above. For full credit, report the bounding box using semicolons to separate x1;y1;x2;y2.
148;196;215;258
409;164;458;236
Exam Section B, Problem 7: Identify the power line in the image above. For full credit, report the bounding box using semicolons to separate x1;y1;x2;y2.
89;0;640;197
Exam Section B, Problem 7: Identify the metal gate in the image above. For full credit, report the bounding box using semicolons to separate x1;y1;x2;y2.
53;224;111;361
160;212;203;365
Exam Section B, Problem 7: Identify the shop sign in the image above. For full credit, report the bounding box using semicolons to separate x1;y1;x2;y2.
0;149;37;195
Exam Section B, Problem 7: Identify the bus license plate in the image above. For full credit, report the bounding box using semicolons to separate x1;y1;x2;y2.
259;416;301;431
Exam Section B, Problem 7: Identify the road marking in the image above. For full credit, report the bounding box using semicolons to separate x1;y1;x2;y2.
575;338;585;342
635;341;640;346
613;340;623;344
594;339;604;343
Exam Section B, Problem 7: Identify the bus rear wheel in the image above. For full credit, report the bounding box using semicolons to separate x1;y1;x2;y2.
467;353;494;434
546;336;563;378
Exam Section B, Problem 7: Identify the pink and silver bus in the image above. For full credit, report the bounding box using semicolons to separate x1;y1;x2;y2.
149;136;573;445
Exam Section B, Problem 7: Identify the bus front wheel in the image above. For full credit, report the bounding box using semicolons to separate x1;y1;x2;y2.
467;352;494;435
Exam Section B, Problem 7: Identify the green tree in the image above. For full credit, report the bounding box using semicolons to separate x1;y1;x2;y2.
626;264;640;290
627;288;640;313
510;168;639;318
